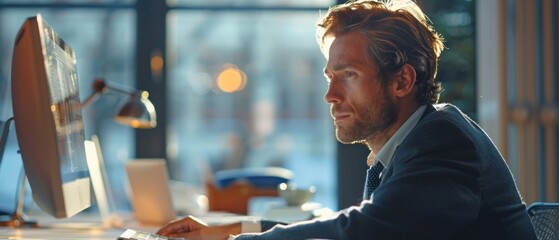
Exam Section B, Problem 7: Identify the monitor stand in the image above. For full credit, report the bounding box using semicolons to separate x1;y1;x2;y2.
0;117;38;228
0;117;14;166
0;173;38;228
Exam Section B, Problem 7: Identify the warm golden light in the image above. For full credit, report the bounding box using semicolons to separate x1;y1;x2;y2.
150;55;164;72
216;65;247;93
115;116;155;129
130;120;141;128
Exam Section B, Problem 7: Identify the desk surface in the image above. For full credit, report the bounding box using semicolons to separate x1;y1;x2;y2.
0;211;261;239
0;212;154;239
0;227;125;239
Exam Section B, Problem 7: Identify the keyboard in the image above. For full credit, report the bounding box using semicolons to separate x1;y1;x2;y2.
118;229;185;240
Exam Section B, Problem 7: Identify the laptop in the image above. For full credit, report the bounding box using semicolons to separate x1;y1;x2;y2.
125;159;176;226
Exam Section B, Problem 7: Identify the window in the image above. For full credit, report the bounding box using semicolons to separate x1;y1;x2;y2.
167;8;337;209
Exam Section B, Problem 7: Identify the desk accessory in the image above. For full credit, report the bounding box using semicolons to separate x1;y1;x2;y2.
278;183;316;206
208;167;293;214
125;159;176;225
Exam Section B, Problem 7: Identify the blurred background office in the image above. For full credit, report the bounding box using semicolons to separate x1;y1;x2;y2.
0;0;556;214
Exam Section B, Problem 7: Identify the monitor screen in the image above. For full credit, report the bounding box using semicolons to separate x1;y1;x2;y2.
10;14;92;218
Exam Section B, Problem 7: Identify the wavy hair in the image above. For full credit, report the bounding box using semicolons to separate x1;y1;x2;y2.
317;0;444;104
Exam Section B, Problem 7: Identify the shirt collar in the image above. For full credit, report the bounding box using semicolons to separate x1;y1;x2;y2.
368;105;427;167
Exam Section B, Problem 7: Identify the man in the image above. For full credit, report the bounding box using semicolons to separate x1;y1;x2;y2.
157;0;537;239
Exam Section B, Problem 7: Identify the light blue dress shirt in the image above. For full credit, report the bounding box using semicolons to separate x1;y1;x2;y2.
370;104;427;169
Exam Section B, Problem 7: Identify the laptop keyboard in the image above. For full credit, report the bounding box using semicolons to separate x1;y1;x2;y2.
118;229;184;240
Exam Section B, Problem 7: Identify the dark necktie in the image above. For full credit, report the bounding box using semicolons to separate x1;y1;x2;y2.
363;162;385;200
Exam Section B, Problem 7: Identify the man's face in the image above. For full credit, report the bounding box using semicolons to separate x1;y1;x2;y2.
323;32;397;144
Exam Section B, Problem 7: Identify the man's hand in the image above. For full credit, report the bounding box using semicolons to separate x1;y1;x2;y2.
156;215;241;240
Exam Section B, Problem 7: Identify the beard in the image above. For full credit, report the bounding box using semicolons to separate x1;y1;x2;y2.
334;92;398;144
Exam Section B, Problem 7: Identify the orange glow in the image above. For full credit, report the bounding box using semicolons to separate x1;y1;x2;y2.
130;120;141;128
150;55;164;72
217;65;247;93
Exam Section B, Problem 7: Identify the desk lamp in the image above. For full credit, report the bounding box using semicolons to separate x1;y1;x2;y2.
81;78;157;129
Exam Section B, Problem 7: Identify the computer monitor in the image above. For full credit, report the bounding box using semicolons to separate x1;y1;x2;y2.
10;14;92;218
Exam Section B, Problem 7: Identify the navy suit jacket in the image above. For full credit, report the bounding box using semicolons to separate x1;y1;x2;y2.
237;104;537;240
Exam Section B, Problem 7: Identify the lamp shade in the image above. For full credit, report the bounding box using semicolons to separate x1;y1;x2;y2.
82;78;157;129
115;91;157;129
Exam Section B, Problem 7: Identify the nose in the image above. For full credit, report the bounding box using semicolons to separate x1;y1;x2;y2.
324;80;341;104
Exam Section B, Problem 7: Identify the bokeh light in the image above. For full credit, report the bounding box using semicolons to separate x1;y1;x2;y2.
216;64;247;93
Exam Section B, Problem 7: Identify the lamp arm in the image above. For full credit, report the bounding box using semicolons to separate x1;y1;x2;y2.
105;85;137;96
81;92;100;108
81;78;139;108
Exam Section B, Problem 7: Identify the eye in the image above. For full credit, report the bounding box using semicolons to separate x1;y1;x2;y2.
345;71;356;80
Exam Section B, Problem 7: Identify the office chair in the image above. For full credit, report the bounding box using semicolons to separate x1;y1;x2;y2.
528;202;559;240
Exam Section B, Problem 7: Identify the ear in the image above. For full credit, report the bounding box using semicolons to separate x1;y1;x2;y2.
390;64;416;98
